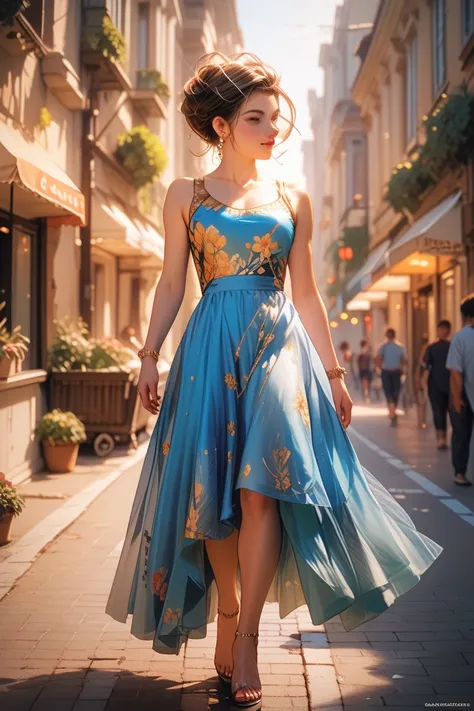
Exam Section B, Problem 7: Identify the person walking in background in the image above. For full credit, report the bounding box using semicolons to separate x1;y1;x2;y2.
446;294;474;487
422;320;451;450
339;340;356;389
357;338;373;404
415;335;429;430
375;328;408;427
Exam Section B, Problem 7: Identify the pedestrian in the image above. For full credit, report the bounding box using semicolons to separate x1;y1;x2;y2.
422;320;451;450
357;338;373;404
446;293;474;487
105;52;443;710
415;335;429;429
339;340;356;388
375;328;408;426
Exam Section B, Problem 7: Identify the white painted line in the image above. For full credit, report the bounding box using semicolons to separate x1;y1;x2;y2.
0;445;147;601
350;426;474;526
110;537;125;557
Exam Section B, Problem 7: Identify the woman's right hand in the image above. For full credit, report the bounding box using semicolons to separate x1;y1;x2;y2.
138;358;161;415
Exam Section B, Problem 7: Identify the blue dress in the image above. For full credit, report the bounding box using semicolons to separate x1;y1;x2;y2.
105;177;443;654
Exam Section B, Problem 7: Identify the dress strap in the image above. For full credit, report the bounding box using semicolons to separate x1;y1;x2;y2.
278;180;297;224
189;177;209;226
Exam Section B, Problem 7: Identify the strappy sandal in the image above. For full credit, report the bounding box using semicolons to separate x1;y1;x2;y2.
214;605;240;685
231;630;262;709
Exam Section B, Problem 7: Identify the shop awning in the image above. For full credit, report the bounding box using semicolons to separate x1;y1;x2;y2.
0;121;86;226
386;190;464;268
92;192;164;261
344;238;391;302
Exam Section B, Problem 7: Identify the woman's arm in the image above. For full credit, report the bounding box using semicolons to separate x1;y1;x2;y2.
138;178;192;413
287;187;352;427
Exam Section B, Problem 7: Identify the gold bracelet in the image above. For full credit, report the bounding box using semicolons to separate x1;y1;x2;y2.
326;365;347;380
138;347;160;362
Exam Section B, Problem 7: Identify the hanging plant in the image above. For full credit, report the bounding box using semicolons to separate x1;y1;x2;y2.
115;125;168;189
82;14;126;63
0;0;30;26
422;83;474;174
137;69;170;100
385;156;436;214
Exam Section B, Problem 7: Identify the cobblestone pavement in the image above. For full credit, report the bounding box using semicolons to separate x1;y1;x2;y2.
0;402;473;710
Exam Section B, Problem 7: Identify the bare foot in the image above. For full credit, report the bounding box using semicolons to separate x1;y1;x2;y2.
214;605;240;679
231;633;261;703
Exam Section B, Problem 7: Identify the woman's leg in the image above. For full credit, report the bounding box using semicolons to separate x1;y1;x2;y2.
205;528;240;678
232;488;282;703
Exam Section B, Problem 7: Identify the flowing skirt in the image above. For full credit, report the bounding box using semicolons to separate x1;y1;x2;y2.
105;274;443;654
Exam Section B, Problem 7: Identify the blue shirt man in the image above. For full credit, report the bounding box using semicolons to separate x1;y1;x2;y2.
375;328;407;425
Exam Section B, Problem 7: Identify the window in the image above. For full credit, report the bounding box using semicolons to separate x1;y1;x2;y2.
22;0;44;37
109;0;124;32
0;213;43;371
463;0;474;44
406;35;418;142
432;0;446;93
137;3;150;70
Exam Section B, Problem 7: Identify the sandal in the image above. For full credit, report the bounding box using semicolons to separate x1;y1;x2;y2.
214;605;240;685
231;630;262;709
454;475;473;486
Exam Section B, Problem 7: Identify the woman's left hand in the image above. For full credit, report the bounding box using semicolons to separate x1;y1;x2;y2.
330;378;353;429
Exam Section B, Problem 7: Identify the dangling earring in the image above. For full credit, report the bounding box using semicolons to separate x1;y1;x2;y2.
217;134;225;161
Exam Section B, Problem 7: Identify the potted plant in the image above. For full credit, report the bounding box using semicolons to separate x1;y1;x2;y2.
0;472;26;545
0;301;30;378
34;409;87;473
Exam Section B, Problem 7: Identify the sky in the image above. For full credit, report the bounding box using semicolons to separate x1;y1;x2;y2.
235;0;343;186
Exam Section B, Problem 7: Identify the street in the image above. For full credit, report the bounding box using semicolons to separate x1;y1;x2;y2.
0;403;473;711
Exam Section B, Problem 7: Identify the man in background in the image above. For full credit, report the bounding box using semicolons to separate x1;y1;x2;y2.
446;294;474;486
375;328;408;426
422;320;451;450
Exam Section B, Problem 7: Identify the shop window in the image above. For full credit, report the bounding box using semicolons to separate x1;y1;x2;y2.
432;0;446;93
462;0;474;45
0;214;43;371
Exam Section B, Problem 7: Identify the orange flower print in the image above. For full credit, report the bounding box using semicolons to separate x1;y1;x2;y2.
294;390;310;428
242;464;251;477
227;421;235;436
252;232;279;262
224;372;237;390
162;442;170;455
263;445;292;492
151;567;168;600
185;482;204;539
163;607;181;623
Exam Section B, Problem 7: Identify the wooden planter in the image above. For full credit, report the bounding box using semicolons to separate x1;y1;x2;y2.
42;442;80;473
0;512;14;545
0;357;16;379
49;370;150;457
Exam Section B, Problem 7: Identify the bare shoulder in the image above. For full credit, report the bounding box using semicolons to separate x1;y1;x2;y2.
284;183;312;222
165;177;195;228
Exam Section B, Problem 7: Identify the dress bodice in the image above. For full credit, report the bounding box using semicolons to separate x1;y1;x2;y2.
187;177;296;293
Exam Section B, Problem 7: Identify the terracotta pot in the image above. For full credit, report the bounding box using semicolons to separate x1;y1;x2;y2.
15;358;22;375
0;357;16;379
0;512;14;545
42;442;80;473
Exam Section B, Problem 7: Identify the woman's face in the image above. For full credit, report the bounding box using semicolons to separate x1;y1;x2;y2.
224;91;281;160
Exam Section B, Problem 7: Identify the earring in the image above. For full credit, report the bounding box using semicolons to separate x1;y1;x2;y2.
217;134;224;161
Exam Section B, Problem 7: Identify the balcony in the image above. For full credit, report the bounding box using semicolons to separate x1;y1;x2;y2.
130;70;169;120
80;2;131;91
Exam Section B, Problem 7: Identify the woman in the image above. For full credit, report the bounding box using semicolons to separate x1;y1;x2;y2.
415;335;429;429
105;52;443;709
357;338;373;404
339;340;356;389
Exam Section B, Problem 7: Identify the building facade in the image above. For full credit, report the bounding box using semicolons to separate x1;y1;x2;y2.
348;0;474;385
0;0;243;482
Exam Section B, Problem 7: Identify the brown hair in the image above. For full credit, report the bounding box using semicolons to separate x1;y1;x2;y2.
178;51;298;160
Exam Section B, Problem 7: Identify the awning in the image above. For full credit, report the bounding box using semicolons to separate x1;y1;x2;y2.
343;238;390;302
386;190;464;268
0;121;85;225
92;192;164;261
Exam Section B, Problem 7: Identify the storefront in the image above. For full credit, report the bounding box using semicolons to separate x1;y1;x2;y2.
0;120;86;483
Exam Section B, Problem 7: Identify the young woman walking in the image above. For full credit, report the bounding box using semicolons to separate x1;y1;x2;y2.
106;52;443;709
